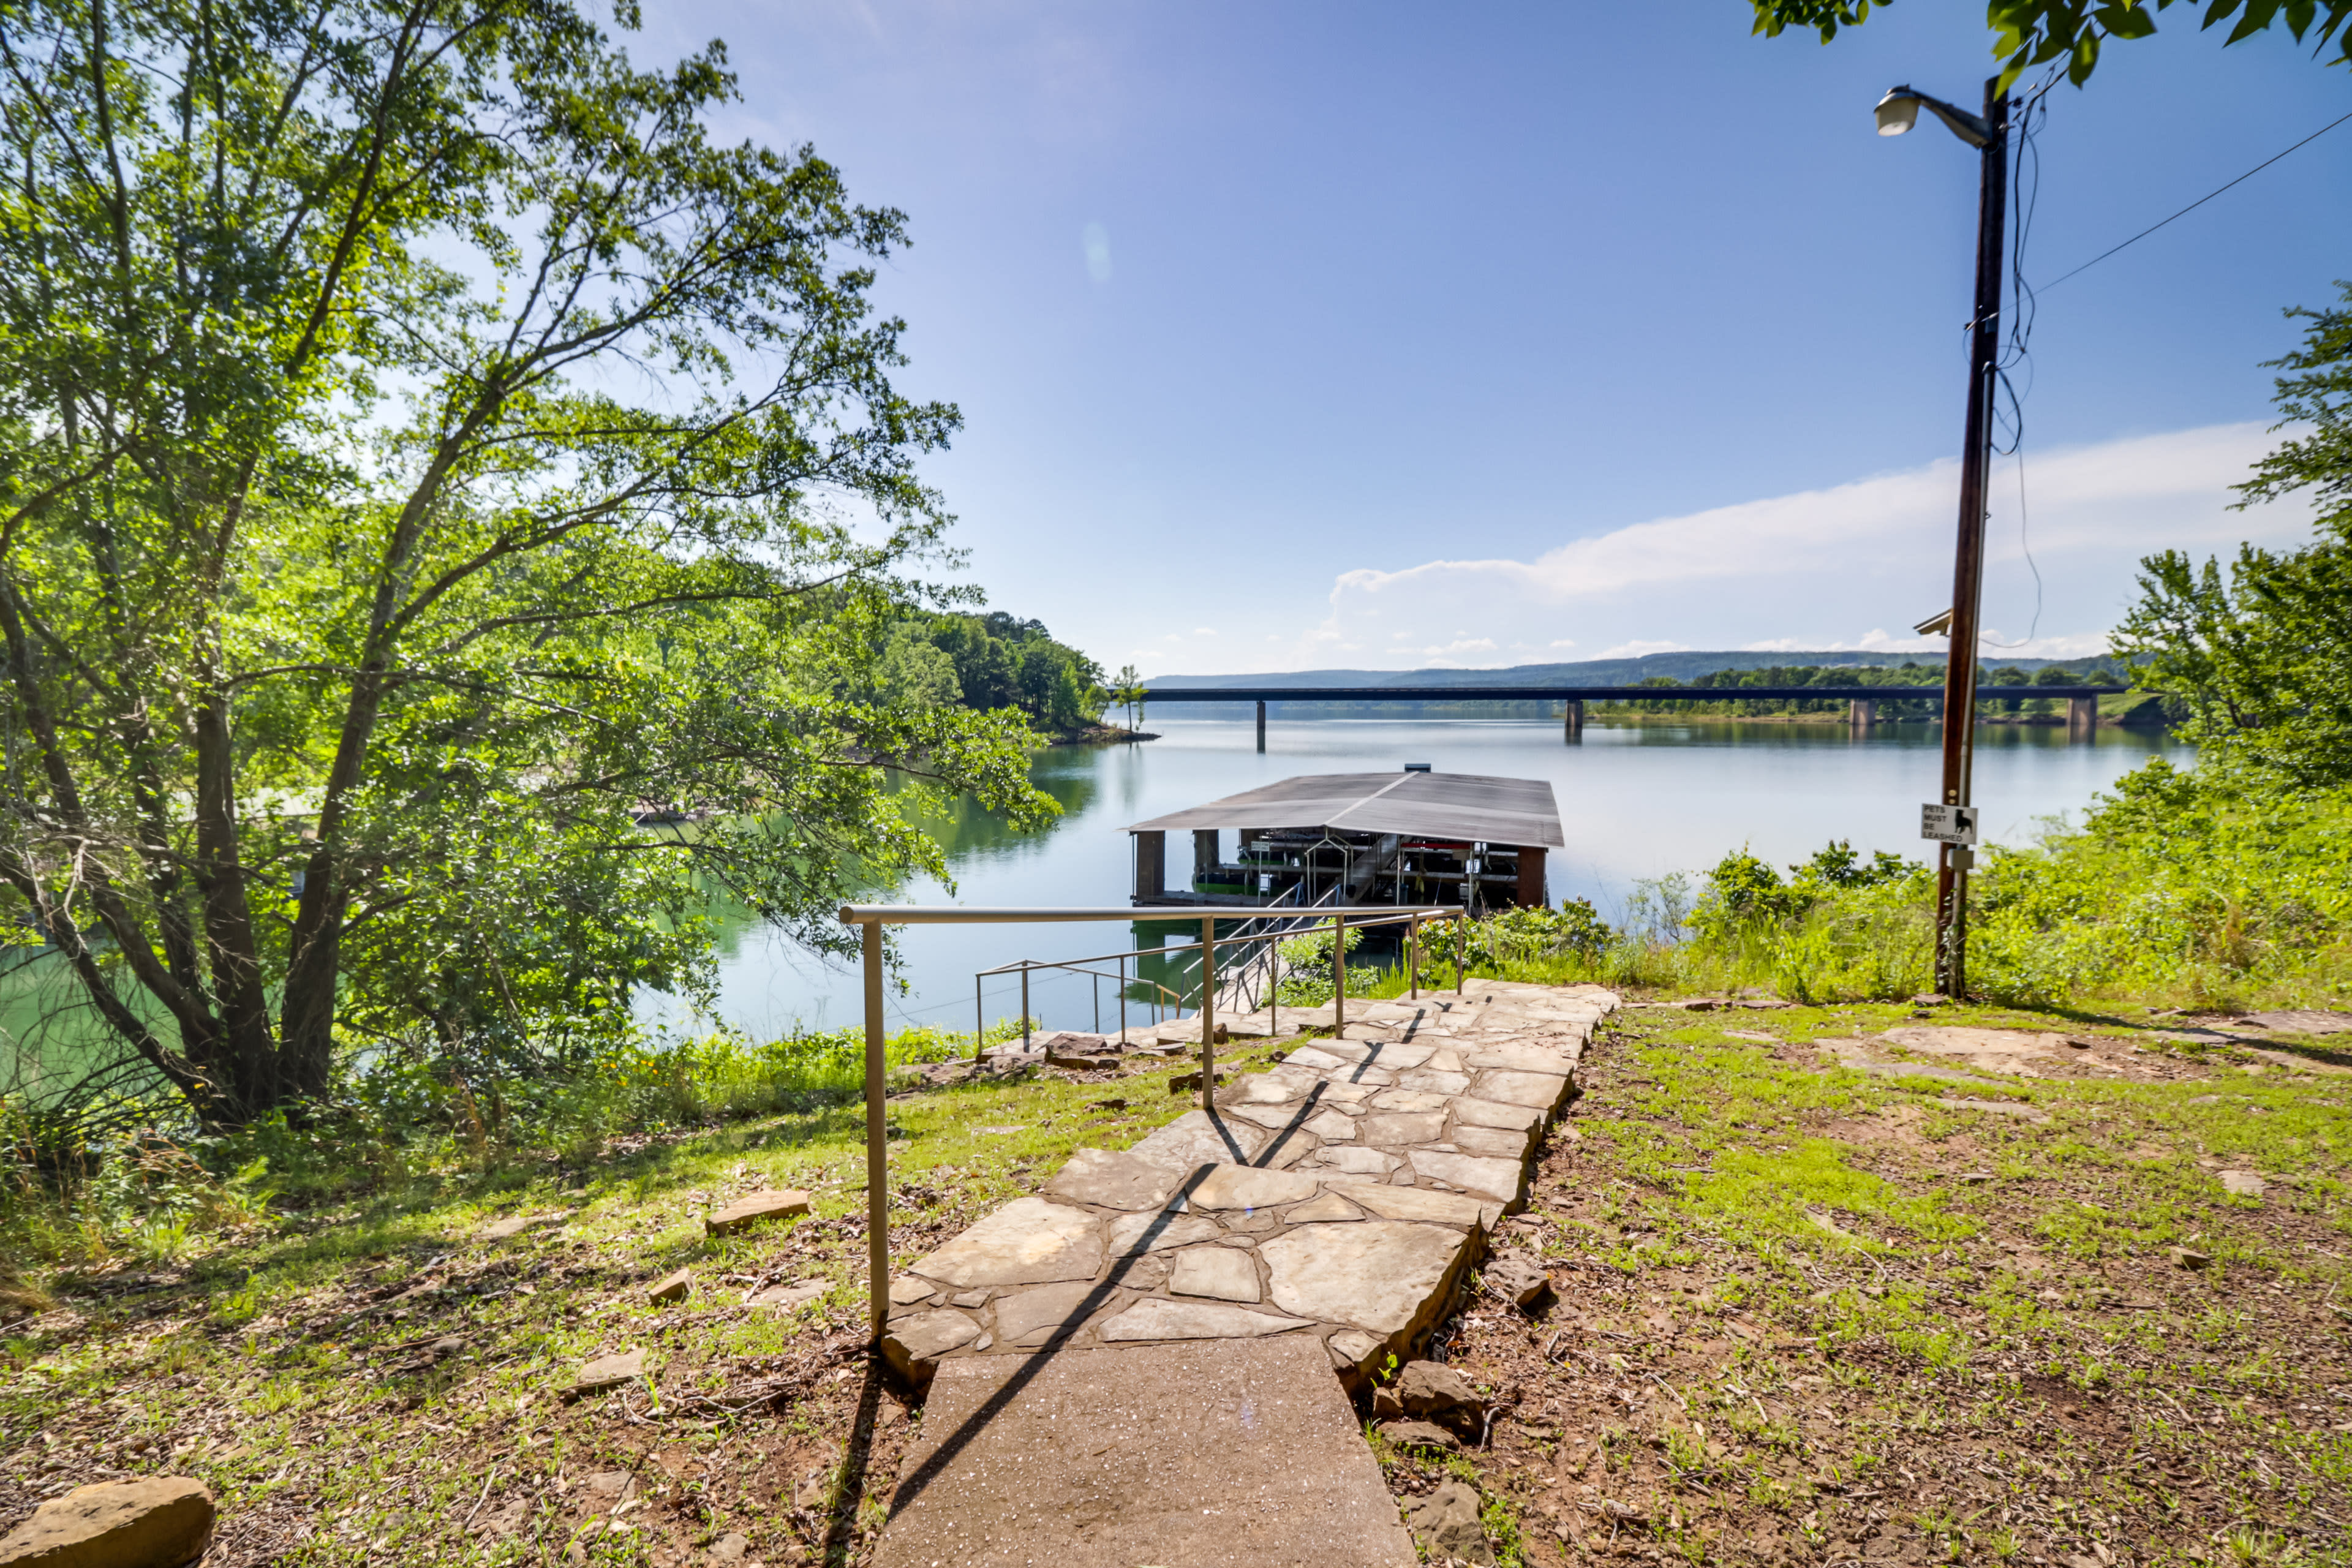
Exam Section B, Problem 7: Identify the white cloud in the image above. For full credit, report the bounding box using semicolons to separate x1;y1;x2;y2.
1153;422;2312;677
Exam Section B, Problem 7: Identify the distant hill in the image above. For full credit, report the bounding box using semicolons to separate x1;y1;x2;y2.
1144;650;2088;689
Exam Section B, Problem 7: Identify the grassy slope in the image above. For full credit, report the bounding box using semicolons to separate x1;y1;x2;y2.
0;1042;1293;1566
4;989;2348;1567
1411;999;2352;1568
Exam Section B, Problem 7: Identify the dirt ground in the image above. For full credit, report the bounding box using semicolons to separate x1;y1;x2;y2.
4;1006;2346;1566
1392;1003;2351;1567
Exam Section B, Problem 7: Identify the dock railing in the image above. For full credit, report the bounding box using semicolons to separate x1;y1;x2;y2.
837;902;1465;1339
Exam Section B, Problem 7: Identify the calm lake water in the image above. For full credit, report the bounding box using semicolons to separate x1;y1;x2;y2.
640;717;2190;1044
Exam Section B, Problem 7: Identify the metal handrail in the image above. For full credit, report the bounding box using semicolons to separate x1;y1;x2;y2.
973;947;1185;1053
837;902;1465;1339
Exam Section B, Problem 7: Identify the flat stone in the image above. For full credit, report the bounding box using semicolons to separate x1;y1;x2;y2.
1483;1252;1551;1308
746;1280;827;1311
480;1212;565;1241
910;1196;1106;1287
1125;1109;1268;1172
1317;1040;1438;1072
2219;1170;2267;1198
1327;1327;1384;1378
1395;1069;1472;1095
1227;1100;1314;1130
1408;1479;1495;1566
1453;1124;1536;1161
886;1276;934;1306
1285;1190;1364;1223
1369;1088;1454;1114
990;1281;1107;1346
1408;1148;1525;1204
1191;1164;1321;1210
1472;1069;1572;1112
1283;1045;1355;1072
0;1478;215;1568
1313;1079;1384;1104
1229;1068;1324;1104
881;1308;983;1378
1096;1297;1311;1341
1930;1096;2049;1121
1261;1221;1472;1337
1105;1209;1223;1256
1336;1182;1501;1230
1398;1359;1482;1422
1450;1096;1544;1132
1169;1247;1263;1303
1302;1109;1360;1142
706;1530;752;1562
573;1349;646;1393
1042;1147;1177;1212
705;1189;811;1235
1310;1146;1398;1177
1463;1043;1577;1076
873;1337;1414;1567
1380;1419;1461;1454
1359;1112;1447;1145
646;1267;692;1304
2170;1246;2213;1270
2236;1009;2352;1035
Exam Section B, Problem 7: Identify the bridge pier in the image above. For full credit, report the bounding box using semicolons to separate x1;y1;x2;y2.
1256;698;1266;753
2067;695;2098;740
1561;699;1583;742
1849;697;1875;729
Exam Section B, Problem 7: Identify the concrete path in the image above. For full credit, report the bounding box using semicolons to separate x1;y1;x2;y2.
872;978;1616;1567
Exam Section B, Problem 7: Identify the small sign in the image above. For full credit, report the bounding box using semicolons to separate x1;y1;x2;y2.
1921;804;1979;846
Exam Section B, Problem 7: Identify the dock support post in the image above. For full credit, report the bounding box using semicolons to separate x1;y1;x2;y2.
1256;699;1266;753
2068;695;2097;739
1133;831;1165;902
1332;907;1346;1031
1199;917;1217;1112
1849;698;1875;729
1562;699;1583;741
861;919;888;1343
1515;846;1547;909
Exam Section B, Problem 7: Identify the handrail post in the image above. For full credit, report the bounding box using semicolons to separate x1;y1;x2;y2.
1119;954;1128;1041
1409;913;1420;1000
1020;965;1031;1050
1456;911;1466;995
860;919;889;1343
1199;915;1218;1112
974;974;985;1061
1333;907;1347;1030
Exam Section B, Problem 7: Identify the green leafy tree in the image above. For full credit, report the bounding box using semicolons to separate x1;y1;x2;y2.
2114;284;2352;786
1750;0;2351;85
0;0;1050;1128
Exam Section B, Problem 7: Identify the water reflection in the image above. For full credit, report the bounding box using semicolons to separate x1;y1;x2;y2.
643;717;2189;1043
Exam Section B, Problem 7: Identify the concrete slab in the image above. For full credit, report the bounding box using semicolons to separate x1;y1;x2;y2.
875;1337;1415;1568
1099;1298;1311;1340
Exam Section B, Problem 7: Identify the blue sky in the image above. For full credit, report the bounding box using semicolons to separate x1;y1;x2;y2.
649;1;2351;674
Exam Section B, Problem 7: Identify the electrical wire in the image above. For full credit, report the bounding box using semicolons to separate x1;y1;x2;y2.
1980;76;2055;651
2038;107;2352;293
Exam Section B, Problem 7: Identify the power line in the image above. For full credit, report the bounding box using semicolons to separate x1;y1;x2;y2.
2040;108;2352;292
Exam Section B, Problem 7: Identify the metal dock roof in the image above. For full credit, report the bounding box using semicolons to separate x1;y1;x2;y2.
1125;770;1564;848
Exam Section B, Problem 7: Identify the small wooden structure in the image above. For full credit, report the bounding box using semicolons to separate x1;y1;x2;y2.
1127;767;1563;910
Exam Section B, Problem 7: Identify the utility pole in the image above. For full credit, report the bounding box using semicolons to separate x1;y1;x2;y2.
1880;77;2010;998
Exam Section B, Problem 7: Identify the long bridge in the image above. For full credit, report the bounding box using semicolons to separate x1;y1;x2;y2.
1136;683;2133;750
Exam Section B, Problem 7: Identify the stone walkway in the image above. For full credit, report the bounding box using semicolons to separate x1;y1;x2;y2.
873;978;1617;1567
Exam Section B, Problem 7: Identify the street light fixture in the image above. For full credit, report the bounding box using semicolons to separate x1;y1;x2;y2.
1880;76;2010;999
